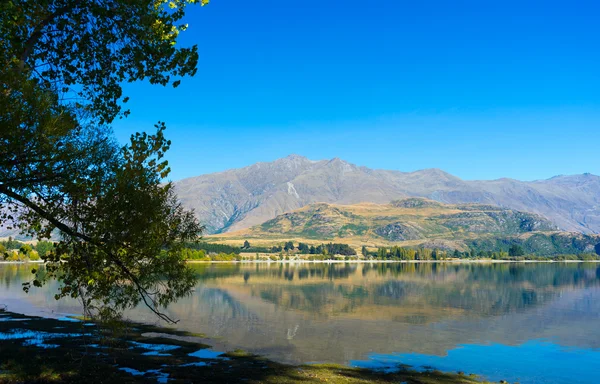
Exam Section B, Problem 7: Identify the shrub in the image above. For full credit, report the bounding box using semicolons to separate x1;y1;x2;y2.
28;250;40;261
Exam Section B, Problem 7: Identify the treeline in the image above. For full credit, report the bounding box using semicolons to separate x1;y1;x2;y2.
375;245;524;260
364;246;449;261
495;254;600;261
448;245;518;259
181;241;278;256
267;241;356;256
362;245;600;261
0;237;24;250
181;248;242;261
1;238;55;262
446;244;599;260
181;239;600;262
467;233;600;257
233;240;357;256
183;242;241;255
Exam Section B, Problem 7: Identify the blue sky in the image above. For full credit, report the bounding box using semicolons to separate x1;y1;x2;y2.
113;0;600;181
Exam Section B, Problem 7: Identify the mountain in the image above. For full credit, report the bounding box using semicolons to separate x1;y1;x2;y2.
213;199;600;256
173;155;600;235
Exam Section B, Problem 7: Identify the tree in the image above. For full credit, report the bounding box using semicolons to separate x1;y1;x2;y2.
297;242;309;253
1;0;208;125
361;245;368;257
509;245;525;257
243;240;251;249
320;244;328;256
1;0;209;323
19;244;33;255
325;243;356;256
271;245;282;253
35;241;54;257
284;241;294;252
595;243;600;256
1;237;23;250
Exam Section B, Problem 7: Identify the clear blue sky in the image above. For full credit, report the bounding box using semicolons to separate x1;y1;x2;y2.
113;0;600;181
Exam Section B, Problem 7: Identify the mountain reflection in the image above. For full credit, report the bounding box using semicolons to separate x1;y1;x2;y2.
190;263;600;319
2;262;600;364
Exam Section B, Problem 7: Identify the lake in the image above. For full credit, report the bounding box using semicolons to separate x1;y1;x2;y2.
1;262;600;383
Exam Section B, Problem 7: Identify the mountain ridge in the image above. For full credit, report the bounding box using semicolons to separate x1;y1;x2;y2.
210;199;600;256
173;155;600;235
247;199;559;240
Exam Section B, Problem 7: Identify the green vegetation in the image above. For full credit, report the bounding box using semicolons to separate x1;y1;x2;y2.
366;245;600;261
1;242;41;262
182;248;242;262
184;241;241;254
298;242;310;253
321;243;357;256
196;237;599;261
1;0;210;322
0;311;490;384
466;233;600;257
284;241;295;251
366;246;447;260
509;244;525;257
250;241;357;257
0;238;55;262
0;237;25;250
34;241;55;257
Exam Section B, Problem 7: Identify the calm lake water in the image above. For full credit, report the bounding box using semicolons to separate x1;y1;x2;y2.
1;262;600;383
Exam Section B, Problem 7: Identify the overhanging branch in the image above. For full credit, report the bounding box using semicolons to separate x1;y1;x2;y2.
0;185;179;323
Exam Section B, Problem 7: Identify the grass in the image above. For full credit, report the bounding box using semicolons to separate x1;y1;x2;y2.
0;311;493;384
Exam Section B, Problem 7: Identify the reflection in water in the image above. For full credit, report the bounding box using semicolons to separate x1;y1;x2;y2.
2;262;600;383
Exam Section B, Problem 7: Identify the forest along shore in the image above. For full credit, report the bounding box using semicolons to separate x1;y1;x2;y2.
187;259;600;263
0;310;493;384
2;259;599;265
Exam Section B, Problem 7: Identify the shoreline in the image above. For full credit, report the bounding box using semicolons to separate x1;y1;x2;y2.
2;259;598;266
0;310;491;384
186;259;600;264
0;260;44;265
0;258;600;265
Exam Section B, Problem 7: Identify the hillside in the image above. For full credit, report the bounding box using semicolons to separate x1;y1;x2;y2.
173;155;600;235
250;198;557;240
212;199;600;256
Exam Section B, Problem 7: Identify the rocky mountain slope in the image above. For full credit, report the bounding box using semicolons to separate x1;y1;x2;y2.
241;199;558;241
173;155;600;234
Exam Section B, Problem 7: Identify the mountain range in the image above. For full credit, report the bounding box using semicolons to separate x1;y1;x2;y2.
173;155;600;235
